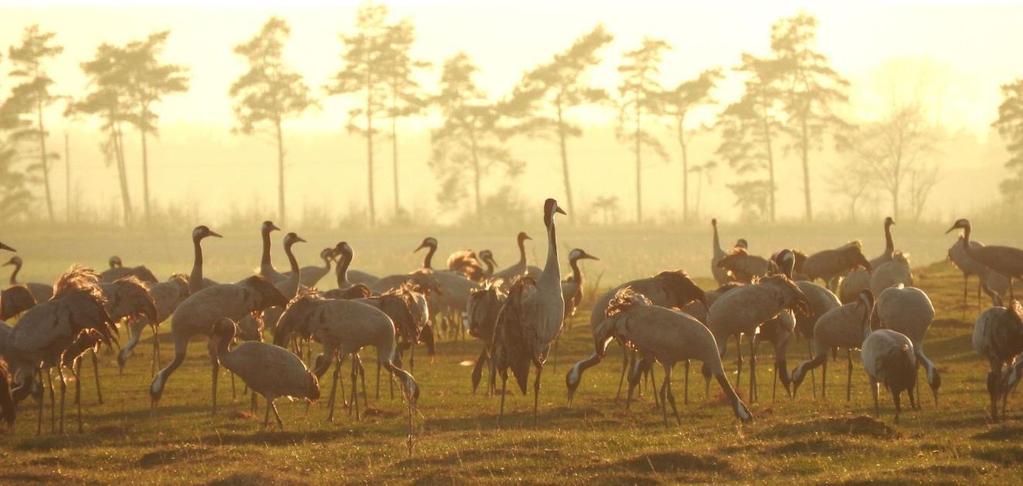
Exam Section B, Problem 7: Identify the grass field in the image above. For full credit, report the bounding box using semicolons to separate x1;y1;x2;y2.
3;249;1023;484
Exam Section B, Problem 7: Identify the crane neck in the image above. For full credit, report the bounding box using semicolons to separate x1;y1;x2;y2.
883;222;894;256
284;240;300;278
517;237;528;269
540;218;561;285
9;259;21;285
260;229;275;275
712;222;722;255
322;253;332;271
482;257;494;276
190;236;204;294
336;251;352;288
569;255;584;286
423;244;436;269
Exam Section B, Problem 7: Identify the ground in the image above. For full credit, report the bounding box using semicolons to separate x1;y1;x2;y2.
2;258;1022;485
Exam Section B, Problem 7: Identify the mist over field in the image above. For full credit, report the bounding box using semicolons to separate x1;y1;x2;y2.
0;1;1020;230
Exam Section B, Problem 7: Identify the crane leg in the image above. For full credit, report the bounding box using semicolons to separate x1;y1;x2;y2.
271;399;284;431
735;334;743;395
471;348;489;394
211;359;219;416
359;355;369;409
376;356;381;401
350;357;361;421
230;371;236;400
36;367;43;436
893;389;901;424
963;274;969;319
665;365;680;426
615;345;629;402
74;366;83;433
684;360;690;405
58;368;66;435
748;335;757;403
263;396;271;428
809;340;817;399
91;350;103;405
822;358;828;400
870;378;880;417
551;336;559;373
498;374;508;428
846;349;853;402
533;365;543;423
48;368;56;432
659;368;669;426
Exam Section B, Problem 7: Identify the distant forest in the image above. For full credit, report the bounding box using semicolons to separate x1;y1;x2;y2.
1;3;1021;228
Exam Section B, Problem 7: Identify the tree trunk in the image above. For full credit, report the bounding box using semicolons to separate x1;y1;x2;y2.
761;114;776;223
469;128;482;222
140;128;151;225
555;101;575;221
36;98;54;223
64;131;70;222
677;114;689;223
366;87;376;226
112;121;133;227
275;118;286;226
634;99;643;224
800;111;812;221
391;83;400;217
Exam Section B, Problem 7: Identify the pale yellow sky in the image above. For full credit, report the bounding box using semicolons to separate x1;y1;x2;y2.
0;0;1021;223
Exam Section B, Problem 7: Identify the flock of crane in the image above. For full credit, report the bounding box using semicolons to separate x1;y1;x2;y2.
1;198;1023;456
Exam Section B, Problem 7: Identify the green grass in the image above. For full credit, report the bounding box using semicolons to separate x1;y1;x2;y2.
2;257;1023;484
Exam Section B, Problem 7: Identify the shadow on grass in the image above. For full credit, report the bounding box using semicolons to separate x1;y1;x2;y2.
759;414;899;440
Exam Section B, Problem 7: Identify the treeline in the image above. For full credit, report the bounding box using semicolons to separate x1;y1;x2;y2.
1;4;1022;227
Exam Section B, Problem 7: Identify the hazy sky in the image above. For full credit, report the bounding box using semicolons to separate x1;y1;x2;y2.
1;0;1021;223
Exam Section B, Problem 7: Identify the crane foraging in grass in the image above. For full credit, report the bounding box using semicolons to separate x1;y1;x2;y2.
211;319;320;430
149;275;288;414
973;300;1023;421
596;287;753;425
872;285;941;405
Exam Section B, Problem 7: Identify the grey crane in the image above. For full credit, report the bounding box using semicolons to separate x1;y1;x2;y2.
862;328;918;423
948;235;1010;311
188;225;222;294
568;270;706;402
4;256;54;303
447;249;485;281
561;249;599;320
972;300;1023;421
800;241;871;291
99;259;158;284
947;218;1023;298
275;232;306;299
710;218;730;286
0;267;117;435
117;274;190;373
869;251;913;298
323;241;373;300
705;274;809;402
210;319;320;429
1;285;37;320
716;247;773;283
256;220;285;283
149;275;288;413
492;232;541;281
478;250;497;278
282;247;334;288
594;287;753;425
839;217;896;304
872;285;940;404
791;290;873;400
492;198;565;425
467;279;506;394
273;290;419;452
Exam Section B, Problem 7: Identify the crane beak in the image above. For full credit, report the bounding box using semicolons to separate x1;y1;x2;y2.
296;236;307;243
1;258;13;266
0;242;15;252
209;230;223;238
555;206;567;216
944;225;957;234
271;223;281;231
413;243;427;253
583;253;599;261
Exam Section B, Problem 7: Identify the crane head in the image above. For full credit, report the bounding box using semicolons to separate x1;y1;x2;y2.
945;218;970;234
0;242;14;253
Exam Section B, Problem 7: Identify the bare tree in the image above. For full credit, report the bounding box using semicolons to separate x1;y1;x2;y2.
908;162;940;222
994;78;1023;205
845;104;939;220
